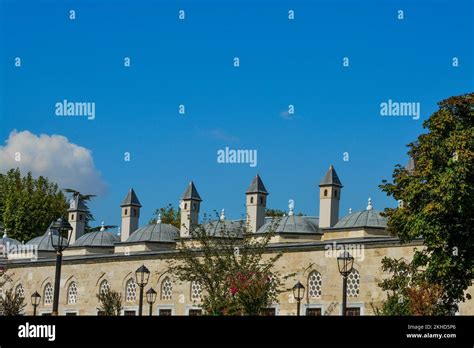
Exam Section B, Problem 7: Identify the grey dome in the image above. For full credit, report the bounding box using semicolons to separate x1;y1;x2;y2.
126;223;179;243
204;220;245;237
333;209;387;229
73;231;119;247
26;226;68;251
256;215;320;234
1;234;21;246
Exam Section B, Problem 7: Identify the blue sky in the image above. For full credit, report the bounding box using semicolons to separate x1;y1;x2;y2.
1;0;473;231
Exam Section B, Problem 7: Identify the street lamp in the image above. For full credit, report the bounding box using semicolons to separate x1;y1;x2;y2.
337;250;354;316
50;217;72;316
292;281;305;316
31;291;41;316
135;265;150;316
146;288;157;316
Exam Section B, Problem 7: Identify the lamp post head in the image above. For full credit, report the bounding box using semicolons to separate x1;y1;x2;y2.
50;217;73;252
31;291;41;306
292;281;305;301
135;264;150;287
337;250;354;277
146;287;157;305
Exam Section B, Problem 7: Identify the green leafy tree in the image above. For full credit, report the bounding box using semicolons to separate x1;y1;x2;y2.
0;288;26;316
63;189;96;233
265;209;285;217
97;289;123;316
0;168;69;242
378;93;474;314
167;217;288;315
265;208;305;217
149;204;180;228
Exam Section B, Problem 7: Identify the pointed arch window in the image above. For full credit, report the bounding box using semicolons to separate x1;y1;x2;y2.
307;271;322;298
125;278;137;302
190;281;202;302
44;283;53;305
161;277;173;301
15;284;25;299
347;269;360;297
67;282;78;304
100;280;110;295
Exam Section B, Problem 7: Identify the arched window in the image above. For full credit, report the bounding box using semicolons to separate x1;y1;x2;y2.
250;197;254;204
161;277;173;301
44;283;53;305
67;282;78;304
324;189;328;197
190;281;202;302
347;269;360;297
267;275;276;298
335;190;338;198
307;271;322;298
15;284;25;299
125;278;137;302
100;280;110;295
260;197;264;204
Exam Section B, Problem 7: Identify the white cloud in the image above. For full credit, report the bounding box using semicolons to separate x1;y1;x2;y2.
0;130;106;194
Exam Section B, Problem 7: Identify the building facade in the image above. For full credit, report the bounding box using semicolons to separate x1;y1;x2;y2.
1;166;472;316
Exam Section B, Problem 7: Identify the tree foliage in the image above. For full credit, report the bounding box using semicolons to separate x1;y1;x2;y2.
266;208;304;217
97;289;123;316
149;204;180;228
0;268;26;316
378;93;474;314
167;217;290;315
0;168;69;242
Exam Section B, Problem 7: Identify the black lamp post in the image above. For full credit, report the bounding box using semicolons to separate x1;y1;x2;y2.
146;288;157;316
292;281;305;316
135;265;150;316
31;291;41;316
337;250;354;316
50;217;72;316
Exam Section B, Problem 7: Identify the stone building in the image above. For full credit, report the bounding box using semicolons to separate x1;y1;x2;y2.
1;165;472;316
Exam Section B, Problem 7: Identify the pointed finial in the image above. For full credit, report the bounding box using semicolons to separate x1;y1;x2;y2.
220;209;225;221
100;221;105;232
366;197;373;211
349;208;352;214
288;199;295;216
157;213;162;224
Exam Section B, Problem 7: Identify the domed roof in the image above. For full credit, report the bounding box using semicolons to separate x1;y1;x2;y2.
333;199;387;229
73;231;119;247
126;222;179;243
0;232;21;246
26;224;68;251
256;215;320;234
204;219;245;237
